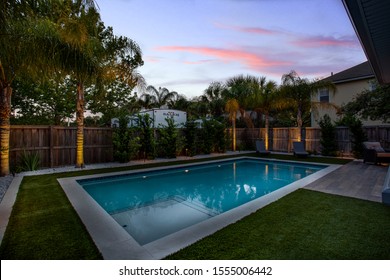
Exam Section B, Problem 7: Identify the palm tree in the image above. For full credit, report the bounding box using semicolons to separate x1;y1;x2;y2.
245;76;278;150
280;70;336;141
225;75;259;128
56;1;103;168
0;1;144;173
167;94;189;111
225;98;240;151
142;86;177;109
0;1;73;175
202;81;227;117
59;2;144;168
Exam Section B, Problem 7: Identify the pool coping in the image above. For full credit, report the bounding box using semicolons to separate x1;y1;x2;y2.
58;157;341;260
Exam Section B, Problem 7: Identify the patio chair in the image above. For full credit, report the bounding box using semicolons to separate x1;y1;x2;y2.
363;142;390;165
292;141;309;157
255;139;270;155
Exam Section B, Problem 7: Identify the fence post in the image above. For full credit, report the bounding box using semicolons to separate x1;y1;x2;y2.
49;125;54;168
288;128;291;153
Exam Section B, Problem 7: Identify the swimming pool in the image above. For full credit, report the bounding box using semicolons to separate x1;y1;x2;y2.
78;158;324;245
59;156;340;259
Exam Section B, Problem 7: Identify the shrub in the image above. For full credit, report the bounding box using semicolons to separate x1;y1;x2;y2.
214;120;227;153
112;116;131;162
138;114;156;159
17;150;40;172
199;119;214;154
183;120;197;157
239;128;255;151
157;118;181;158
318;114;338;156
337;115;367;158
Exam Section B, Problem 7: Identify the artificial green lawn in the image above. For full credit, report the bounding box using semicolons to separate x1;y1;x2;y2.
2;153;388;259
166;189;390;259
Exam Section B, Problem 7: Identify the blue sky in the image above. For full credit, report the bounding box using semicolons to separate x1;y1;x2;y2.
97;0;367;98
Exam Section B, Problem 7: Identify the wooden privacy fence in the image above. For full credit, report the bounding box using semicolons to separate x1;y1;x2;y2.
9;125;113;169
6;125;390;169
233;126;390;154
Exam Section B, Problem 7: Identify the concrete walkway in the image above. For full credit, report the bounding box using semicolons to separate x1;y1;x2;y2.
304;160;389;203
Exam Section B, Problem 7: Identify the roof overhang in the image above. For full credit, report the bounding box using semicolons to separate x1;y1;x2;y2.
342;0;390;84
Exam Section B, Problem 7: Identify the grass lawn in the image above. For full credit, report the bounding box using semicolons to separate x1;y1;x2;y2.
166;189;390;259
2;153;387;260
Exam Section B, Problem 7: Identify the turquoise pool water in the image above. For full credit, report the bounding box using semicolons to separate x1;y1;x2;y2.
79;159;324;245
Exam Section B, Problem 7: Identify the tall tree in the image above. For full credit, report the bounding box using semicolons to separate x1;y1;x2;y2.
88;26;145;125
225;98;239;151
55;0;103;168
141;86;177;109
280;70;336;141
11;75;76;125
0;1;144;174
245;76;278;150
202;81;227;118
342;82;390;123
56;2;144;167
0;0;68;175
225;75;259;128
167;93;190;111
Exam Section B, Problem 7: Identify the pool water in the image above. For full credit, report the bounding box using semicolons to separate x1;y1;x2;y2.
79;159;324;245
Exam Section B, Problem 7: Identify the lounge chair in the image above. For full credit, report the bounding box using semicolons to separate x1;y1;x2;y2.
255;139;270;155
292;141;309;157
363;142;390;165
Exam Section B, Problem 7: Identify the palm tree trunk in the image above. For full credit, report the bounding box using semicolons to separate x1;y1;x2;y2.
297;106;303;142
265;113;269;150
232;118;236;151
0;85;12;176
76;82;85;168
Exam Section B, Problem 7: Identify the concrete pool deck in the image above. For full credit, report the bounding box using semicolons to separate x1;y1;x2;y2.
303;160;388;203
0;153;388;260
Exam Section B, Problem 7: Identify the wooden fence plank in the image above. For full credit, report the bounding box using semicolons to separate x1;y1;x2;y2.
10;125;113;169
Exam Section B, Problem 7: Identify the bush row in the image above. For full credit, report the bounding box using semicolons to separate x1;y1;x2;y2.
113;115;228;162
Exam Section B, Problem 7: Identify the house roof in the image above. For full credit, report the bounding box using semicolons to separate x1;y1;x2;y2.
322;61;375;84
342;0;390;85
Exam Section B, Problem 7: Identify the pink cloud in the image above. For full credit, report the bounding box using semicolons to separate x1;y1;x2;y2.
156;46;290;71
214;22;277;35
183;59;216;65
293;35;359;48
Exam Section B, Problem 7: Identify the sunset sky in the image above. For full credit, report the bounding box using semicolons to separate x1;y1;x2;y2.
97;0;367;98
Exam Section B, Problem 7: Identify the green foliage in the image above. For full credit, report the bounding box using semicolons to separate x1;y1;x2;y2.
183;120;198;157
11;76;76;125
214;120;227;153
87;79;141;124
128;135;142;160
138;114;156;159
199;119;214;154
112;116;131;162
198;119;226;154
342;82;390;123
157;118;182;158
239;128;255;151
337;115;367;158
17;150;40;172
112;116;142;162
318;114;338;156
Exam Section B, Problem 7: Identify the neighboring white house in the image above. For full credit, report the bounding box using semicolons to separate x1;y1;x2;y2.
111;109;187;128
